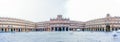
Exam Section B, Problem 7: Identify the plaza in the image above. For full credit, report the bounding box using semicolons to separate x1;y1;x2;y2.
0;32;120;42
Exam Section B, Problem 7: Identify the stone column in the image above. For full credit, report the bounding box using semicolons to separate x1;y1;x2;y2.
57;27;59;31
61;27;63;31
64;27;66;31
20;28;22;32
63;27;65;31
3;28;5;32
67;27;69;31
104;27;106;32
98;28;99;31
12;28;15;32
55;27;56;31
43;28;44;31
0;28;1;32
54;27;55;31
10;28;12;32
6;28;8;32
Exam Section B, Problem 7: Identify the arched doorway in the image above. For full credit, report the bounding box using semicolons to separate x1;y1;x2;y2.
53;27;69;31
1;28;4;32
18;28;21;32
55;27;57;31
66;27;68;31
106;24;110;32
58;27;62;31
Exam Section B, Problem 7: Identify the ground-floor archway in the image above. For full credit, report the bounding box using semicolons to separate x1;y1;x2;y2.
51;27;69;31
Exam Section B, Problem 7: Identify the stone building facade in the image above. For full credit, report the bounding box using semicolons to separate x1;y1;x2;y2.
0;14;120;32
36;15;84;31
85;14;120;32
0;17;35;32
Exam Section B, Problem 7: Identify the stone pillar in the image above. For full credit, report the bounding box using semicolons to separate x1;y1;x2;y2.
31;29;33;31
88;28;89;31
114;28;115;31
90;28;91;31
9;28;11;32
61;27;63;31
13;28;15;32
3;28;5;32
104;28;106;32
6;28;8;32
43;28;45;31
20;28;22;32
22;28;25;32
87;28;88;31
97;28;98;31
62;27;64;31
96;28;97;31
53;27;54;31
15;28;17;32
57;27;59;31
52;27;53;31
68;27;69;31
0;28;1;32
63;27;65;31
51;27;54;31
0;28;2;32
41;28;42;31
18;28;20;32
64;27;66;31
99;28;100;31
54;27;56;31
98;28;99;31
51;27;53;31
67;27;69;31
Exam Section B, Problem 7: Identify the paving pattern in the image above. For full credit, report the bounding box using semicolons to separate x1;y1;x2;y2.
0;31;120;42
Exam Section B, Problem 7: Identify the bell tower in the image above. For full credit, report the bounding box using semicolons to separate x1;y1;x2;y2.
57;15;62;19
106;13;111;32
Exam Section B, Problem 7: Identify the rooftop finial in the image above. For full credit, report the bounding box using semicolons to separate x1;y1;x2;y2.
57;15;62;19
106;13;110;17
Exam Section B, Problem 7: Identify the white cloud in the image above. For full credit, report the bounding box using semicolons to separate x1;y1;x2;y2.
0;0;66;22
1;0;120;22
66;0;120;21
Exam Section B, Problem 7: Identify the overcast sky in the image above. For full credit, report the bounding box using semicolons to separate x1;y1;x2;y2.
0;0;120;22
